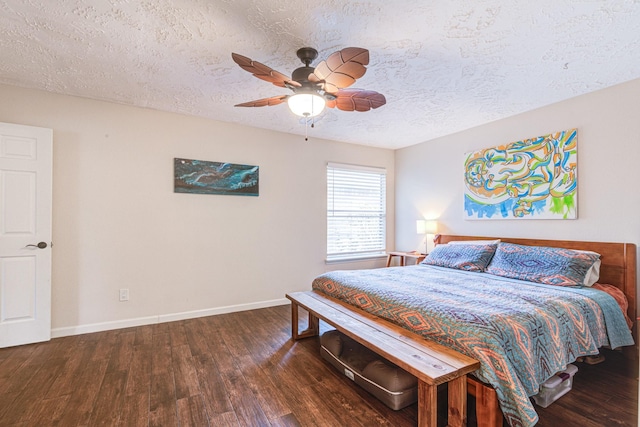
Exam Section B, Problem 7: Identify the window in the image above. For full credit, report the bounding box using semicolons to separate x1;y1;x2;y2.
327;162;386;261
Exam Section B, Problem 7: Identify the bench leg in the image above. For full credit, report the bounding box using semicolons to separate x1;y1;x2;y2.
290;301;319;340
468;377;503;427
448;375;467;427
417;380;437;427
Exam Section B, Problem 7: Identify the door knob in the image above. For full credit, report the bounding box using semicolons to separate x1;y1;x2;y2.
26;242;48;249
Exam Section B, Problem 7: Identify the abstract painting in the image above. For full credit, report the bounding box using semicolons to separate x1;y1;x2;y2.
463;129;577;219
174;158;259;196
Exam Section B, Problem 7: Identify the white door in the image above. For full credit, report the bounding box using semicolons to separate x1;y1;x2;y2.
0;122;52;348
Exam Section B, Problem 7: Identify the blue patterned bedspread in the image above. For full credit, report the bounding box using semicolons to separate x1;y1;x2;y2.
312;265;633;427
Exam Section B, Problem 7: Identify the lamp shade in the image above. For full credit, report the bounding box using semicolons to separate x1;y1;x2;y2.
287;93;326;117
416;219;438;234
424;220;438;234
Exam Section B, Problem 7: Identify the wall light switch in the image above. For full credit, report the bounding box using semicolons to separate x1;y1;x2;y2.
119;288;129;301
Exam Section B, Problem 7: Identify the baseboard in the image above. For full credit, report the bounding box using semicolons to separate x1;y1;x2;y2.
50;315;160;338
51;298;290;338
157;298;289;323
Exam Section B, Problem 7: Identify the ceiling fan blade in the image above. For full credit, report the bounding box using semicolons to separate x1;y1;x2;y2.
332;89;386;112
232;53;301;88
309;47;369;92
234;95;288;107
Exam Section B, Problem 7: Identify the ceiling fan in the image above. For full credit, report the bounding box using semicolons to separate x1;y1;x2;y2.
231;47;386;122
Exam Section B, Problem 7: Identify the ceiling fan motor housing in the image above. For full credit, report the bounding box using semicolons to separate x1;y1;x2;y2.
291;66;315;85
292;47;319;86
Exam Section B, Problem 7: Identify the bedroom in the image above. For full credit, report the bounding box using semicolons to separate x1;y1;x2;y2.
0;1;639;426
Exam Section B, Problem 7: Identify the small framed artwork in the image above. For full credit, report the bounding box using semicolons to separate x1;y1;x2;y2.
174;158;259;196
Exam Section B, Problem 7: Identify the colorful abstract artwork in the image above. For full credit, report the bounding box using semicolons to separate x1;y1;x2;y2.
174;158;259;196
463;129;577;219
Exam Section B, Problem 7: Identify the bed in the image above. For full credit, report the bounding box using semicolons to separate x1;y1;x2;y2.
308;235;637;427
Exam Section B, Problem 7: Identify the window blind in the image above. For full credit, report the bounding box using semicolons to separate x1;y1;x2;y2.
327;162;386;260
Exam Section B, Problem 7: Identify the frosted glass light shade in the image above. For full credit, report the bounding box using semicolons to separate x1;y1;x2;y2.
287;93;326;117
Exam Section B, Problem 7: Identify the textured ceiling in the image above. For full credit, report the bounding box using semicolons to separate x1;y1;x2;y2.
1;0;639;149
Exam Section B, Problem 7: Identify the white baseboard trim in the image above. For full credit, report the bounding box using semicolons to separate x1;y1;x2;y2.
51;298;290;339
158;298;289;323
50;315;159;338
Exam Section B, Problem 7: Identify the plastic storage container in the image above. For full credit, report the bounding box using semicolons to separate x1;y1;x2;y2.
532;364;578;408
319;330;418;410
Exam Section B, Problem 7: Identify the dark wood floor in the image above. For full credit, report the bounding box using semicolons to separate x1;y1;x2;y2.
0;304;636;426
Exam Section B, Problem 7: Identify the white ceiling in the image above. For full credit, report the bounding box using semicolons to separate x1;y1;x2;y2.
1;1;639;149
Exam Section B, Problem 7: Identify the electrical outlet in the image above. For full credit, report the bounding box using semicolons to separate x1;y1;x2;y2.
119;288;129;301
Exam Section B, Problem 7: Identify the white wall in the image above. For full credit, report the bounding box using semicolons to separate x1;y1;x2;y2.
395;78;640;295
0;84;394;336
5;77;637;336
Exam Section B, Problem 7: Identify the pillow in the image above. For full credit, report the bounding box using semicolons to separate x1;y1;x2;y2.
583;258;601;287
571;250;600;286
485;243;600;287
448;239;501;245
421;243;497;272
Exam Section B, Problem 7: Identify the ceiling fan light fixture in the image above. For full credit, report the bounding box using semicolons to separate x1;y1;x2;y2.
287;93;326;117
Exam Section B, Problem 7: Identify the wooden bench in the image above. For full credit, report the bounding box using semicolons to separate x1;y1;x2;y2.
287;290;483;427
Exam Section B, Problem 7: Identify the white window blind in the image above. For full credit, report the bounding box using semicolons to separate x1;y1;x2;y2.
327;162;386;261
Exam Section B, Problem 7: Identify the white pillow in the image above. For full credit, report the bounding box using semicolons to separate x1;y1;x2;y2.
448;239;500;245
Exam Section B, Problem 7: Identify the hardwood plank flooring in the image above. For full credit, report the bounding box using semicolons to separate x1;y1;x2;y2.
0;304;636;427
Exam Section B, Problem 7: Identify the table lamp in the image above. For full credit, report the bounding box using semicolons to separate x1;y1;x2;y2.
416;220;438;254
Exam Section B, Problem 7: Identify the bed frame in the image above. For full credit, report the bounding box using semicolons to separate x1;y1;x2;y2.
290;235;637;427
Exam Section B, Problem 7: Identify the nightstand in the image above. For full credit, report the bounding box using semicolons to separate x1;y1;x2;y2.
386;251;426;267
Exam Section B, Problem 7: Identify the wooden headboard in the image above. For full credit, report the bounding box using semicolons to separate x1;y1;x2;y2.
435;235;638;353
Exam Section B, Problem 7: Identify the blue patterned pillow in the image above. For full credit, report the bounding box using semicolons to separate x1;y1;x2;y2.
485;243;600;287
421;243;497;272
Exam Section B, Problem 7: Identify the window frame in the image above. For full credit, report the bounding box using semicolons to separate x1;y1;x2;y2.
326;162;387;263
